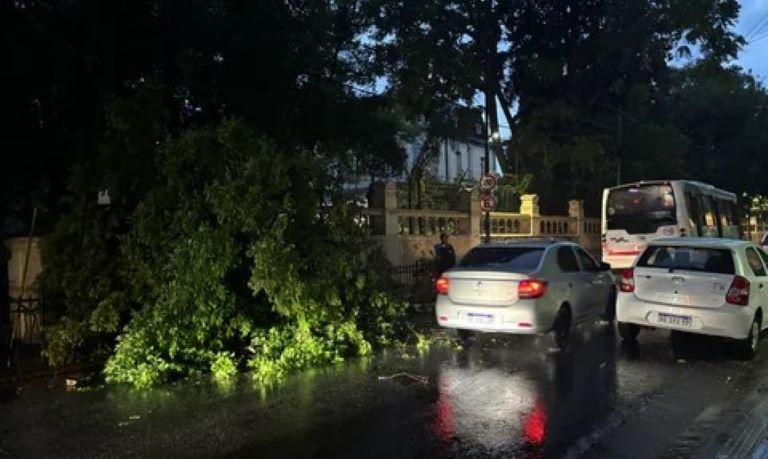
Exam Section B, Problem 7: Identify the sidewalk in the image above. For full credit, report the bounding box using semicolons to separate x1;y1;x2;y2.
0;343;103;389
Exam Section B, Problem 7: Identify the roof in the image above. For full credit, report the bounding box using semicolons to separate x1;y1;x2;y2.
606;180;736;199
649;237;749;248
476;239;577;249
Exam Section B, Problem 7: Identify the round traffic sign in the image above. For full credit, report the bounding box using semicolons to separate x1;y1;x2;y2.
479;174;497;192
480;193;496;212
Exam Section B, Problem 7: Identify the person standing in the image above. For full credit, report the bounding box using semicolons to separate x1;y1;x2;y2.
433;233;456;277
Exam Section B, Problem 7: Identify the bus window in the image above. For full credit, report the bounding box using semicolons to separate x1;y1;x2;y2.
718;199;739;239
685;192;702;236
698;195;719;237
605;184;676;234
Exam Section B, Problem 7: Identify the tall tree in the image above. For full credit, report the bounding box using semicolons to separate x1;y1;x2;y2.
669;62;768;194
370;0;743;212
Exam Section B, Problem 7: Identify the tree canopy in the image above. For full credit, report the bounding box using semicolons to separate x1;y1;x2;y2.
366;0;748;213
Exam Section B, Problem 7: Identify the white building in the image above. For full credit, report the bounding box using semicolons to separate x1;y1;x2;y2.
405;136;499;182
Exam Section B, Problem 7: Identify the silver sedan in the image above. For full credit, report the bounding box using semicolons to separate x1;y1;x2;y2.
435;241;616;348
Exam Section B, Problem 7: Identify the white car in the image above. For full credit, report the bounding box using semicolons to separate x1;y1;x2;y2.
435;241;616;348
616;238;768;359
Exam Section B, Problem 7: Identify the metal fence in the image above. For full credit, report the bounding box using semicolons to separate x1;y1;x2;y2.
10;297;44;343
389;261;435;305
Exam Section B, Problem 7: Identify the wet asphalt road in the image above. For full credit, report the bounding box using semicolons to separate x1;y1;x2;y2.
2;319;768;458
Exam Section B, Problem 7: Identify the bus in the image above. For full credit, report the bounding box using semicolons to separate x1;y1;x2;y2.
601;180;740;269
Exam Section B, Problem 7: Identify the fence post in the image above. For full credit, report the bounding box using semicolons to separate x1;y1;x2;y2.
521;194;540;236
568;199;584;237
467;188;482;246
382;182;402;265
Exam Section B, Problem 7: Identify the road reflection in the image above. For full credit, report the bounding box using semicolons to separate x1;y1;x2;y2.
429;323;619;456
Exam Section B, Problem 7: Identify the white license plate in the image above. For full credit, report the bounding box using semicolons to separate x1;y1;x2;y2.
465;312;495;324
657;313;692;328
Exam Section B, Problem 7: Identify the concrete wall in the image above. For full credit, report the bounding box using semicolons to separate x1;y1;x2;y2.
367;182;602;266
4;237;43;342
5;237;42;299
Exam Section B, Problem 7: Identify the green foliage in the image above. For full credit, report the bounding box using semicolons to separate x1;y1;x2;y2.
41;318;86;367
211;352;239;383
43;119;408;388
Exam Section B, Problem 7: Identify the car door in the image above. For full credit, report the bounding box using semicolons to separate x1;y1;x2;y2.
746;247;768;323
555;246;591;322
574;247;612;318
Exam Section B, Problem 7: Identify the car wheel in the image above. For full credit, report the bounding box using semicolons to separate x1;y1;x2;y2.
456;329;474;344
551;307;572;349
602;289;617;322
618;322;640;341
735;316;760;360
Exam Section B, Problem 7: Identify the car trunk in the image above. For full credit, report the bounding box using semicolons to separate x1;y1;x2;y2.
633;245;736;308
445;270;530;306
633;268;733;309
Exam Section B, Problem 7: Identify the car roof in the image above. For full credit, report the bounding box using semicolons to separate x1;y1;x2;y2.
649;237;749;249
474;240;578;249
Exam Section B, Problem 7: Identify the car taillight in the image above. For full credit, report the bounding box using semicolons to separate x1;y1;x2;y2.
435;276;449;295
726;275;750;306
518;279;548;299
620;268;635;293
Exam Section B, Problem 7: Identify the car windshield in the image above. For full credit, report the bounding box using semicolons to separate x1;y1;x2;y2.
458;247;545;271
636;245;735;274
606;184;676;234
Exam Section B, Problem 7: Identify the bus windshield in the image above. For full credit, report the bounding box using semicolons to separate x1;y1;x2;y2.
606;184;677;234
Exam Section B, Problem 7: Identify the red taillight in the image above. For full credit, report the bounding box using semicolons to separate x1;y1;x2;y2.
726;275;750;306
435;277;449;295
620;268;635;293
518;279;548;299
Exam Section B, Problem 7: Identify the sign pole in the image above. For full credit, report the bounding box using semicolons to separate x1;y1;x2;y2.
483;108;491;243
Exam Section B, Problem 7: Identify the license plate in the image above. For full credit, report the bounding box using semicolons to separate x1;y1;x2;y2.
657;313;692;328
465;312;495;324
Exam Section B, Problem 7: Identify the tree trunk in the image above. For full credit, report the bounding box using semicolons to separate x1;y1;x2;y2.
496;91;520;174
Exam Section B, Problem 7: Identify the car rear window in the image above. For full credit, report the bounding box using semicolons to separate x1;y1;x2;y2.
636;246;735;274
459;247;545;271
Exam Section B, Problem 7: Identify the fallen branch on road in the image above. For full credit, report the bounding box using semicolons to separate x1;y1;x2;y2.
377;372;428;385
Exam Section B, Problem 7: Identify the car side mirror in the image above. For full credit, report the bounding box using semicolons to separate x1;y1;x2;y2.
599;262;611;271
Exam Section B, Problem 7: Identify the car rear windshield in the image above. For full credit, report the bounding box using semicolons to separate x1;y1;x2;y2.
458;247;545;271
636;246;735;274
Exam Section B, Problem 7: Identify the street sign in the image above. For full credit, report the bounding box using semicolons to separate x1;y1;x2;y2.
479;174;497;192
479;192;496;212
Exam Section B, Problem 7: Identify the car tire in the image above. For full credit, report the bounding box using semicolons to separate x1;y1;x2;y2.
618;322;640;341
602;289;617;322
455;329;474;344
551;307;572;349
735;316;760;361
